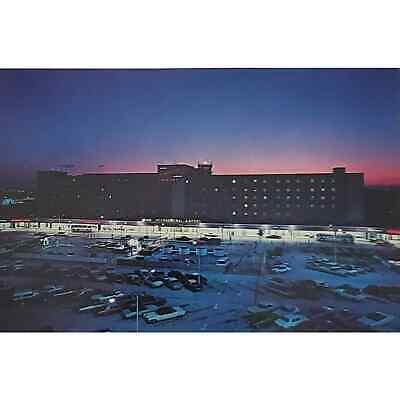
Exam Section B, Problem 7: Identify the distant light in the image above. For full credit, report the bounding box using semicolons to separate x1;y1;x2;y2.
109;298;116;304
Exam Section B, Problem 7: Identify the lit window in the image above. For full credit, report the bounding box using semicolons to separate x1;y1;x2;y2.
232;179;236;184
185;179;189;184
321;204;325;208
253;179;257;183
244;188;248;192
253;212;257;215
321;196;325;200
331;187;336;192
232;211;237;215
244;212;248;216
296;188;300;192
286;196;291;200
263;195;267;200
262;179;267;184
331;204;336;208
286;204;290;208
214;188;219;192
252;188;257;192
321;179;325;183
276;188;281;192
244;195;248;200
108;194;112;199
310;204;315;208
310;188;315;192
321;187;326;192
285;179;290;183
296;195;300;200
244;203;248;208
286;188;291;192
232;195;236;200
77;194;81;199
331;179;336;183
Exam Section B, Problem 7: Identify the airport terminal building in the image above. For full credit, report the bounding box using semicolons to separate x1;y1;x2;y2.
37;163;365;225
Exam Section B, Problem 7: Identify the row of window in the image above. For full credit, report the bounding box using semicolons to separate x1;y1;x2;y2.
231;177;335;184
213;187;336;193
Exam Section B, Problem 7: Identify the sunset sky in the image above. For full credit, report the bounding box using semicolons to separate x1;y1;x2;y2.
0;68;399;187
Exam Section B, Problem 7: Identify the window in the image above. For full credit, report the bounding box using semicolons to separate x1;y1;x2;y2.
214;187;219;192
232;195;236;200
321;204;325;208
310;204;315;208
263;188;267;192
232;179;236;184
331;187;336;192
296;178;301;183
285;179;291;183
296;188;300;192
244;212;248;216
331;179;336;183
108;194;112;199
253;212;258;215
243;188;248;192
253;204;257;208
253;179;257;183
232;211;237;215
262;179;267;184
310;188;315;192
252;188;257;192
321;196;325;200
244;195;248;200
310;178;315;183
244;203;248;208
331;204;336;208
263;195;267;200
296;195;300;200
286;195;291;200
286;188;291;192
276;188;281;192
101;187;105;192
321;187;326;192
276;179;281;184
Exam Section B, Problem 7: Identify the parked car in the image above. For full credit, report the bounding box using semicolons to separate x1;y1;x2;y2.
271;266;291;273
275;313;308;329
143;306;186;324
357;312;395;327
266;235;282;239
144;277;164;288
13;289;41;303
121;304;158;319
164;277;183;290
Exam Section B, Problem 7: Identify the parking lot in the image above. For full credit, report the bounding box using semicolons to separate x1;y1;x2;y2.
1;228;400;332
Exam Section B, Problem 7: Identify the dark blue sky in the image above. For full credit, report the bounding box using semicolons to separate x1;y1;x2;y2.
0;69;399;187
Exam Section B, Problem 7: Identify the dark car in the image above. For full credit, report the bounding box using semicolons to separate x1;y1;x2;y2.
185;273;208;285
168;270;186;282
139;294;166;307
266;235;282;239
165;277;184;290
184;279;204;292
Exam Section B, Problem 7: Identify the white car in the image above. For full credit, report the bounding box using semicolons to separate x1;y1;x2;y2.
91;290;125;302
275;313;308;329
143;306;186;324
271;266;291;273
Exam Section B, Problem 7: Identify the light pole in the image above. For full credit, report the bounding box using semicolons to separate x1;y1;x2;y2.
136;294;139;334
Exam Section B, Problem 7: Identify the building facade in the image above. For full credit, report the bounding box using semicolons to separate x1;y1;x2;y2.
37;163;365;225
